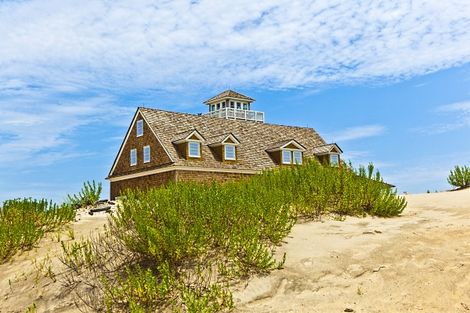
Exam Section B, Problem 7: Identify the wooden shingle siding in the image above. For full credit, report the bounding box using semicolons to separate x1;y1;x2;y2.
110;170;176;199
113;112;172;177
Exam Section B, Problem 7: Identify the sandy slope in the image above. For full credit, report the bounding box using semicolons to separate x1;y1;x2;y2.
233;188;470;313
0;212;109;313
1;189;469;313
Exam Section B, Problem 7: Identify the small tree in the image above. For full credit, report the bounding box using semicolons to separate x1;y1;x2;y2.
67;180;103;209
447;165;470;189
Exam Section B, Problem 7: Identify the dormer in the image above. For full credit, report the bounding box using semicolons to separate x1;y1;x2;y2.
204;90;265;122
172;129;205;159
266;139;306;165
312;143;343;166
207;133;241;162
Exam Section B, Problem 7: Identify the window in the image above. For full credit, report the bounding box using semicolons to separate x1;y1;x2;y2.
211;104;216;111
330;154;339;166
130;149;137;166
282;150;292;164
230;101;234;108
136;120;143;137
236;102;241;109
188;141;201;158
293;151;303;164
217;103;220;110
143;145;151;163
243;103;247;110
224;144;236;160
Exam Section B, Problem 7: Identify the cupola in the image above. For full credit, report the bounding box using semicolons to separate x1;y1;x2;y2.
204;90;265;122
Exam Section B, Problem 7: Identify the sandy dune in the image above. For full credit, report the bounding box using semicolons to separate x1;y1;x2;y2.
233;188;470;313
1;189;469;312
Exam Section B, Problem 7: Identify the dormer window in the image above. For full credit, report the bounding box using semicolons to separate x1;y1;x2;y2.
207;133;240;162
172;129;205;160
188;141;201;158
136;120;143;137
330;154;339;166
266;139;306;166
312;143;343;167
293;151;303;165
282;150;292;164
224;144;236;160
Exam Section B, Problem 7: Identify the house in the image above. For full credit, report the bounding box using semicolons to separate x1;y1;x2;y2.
107;90;343;199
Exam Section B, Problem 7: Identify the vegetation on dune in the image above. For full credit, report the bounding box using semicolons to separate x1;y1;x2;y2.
61;159;406;312
448;165;470;189
66;180;102;209
0;198;75;263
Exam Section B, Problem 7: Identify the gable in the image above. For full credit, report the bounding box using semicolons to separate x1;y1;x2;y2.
108;110;173;178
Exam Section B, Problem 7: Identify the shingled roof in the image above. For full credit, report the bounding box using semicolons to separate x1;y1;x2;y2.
203;90;255;104
137;107;327;172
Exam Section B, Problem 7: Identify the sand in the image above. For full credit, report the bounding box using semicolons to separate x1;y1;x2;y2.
233;188;470;313
1;189;469;312
0;211;109;313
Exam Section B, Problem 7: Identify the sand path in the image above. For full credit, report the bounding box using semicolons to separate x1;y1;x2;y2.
233;188;470;313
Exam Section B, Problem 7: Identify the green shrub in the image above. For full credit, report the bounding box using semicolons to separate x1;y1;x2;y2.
61;158;406;312
67;180;102;209
0;198;75;262
447;165;470;189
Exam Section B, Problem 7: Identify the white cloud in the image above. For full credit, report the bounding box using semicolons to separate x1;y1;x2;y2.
0;93;133;167
0;0;469;90
415;100;470;134
330;125;385;142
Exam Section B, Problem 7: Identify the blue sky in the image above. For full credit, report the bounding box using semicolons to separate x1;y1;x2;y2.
1;0;470;203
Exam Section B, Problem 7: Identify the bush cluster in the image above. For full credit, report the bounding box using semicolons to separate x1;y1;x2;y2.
67;180;102;209
61;159;406;312
0;198;75;262
448;165;470;189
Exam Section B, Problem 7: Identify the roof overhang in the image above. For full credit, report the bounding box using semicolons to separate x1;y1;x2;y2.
266;139;306;152
172;129;205;144
208;133;241;147
312;143;343;155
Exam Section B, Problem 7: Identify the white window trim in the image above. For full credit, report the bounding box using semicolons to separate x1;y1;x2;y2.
188;141;201;158
224;144;236;160
282;149;292;164
281;149;303;165
143;145;151;163
130;149;137;166
136;120;143;137
293;150;303;165
330;153;340;166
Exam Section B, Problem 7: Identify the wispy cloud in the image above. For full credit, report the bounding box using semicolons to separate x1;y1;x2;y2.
0;92;133;167
0;1;470;91
330;125;385;142
415;100;470;134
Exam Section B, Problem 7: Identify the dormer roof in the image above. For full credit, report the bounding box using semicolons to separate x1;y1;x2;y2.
204;90;255;104
172;129;205;144
312;143;343;155
266;139;307;152
207;133;241;147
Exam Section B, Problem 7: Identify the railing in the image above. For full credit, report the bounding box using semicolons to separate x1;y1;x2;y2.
204;108;265;122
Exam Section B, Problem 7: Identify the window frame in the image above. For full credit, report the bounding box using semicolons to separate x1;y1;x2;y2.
282;150;292;164
130;148;137;166
293;150;303;165
188;141;201;158
224;144;236;161
143;145;151;163
330;153;340;167
136;120;143;137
